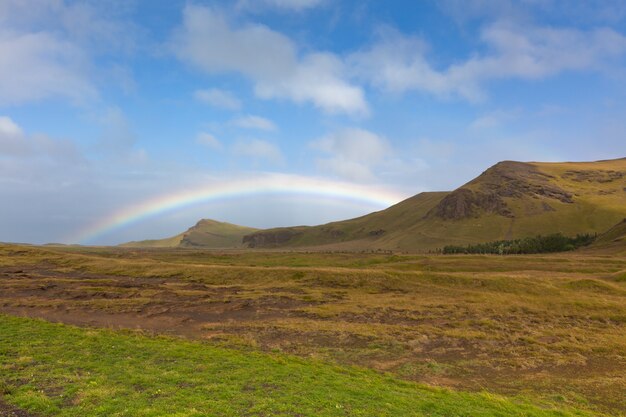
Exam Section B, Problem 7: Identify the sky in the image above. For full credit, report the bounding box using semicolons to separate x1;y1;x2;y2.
1;0;626;245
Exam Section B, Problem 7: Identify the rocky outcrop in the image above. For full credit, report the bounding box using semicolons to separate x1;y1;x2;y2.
429;189;512;220
562;170;625;183
243;229;303;248
428;161;573;220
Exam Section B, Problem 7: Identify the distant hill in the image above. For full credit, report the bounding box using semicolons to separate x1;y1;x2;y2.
121;219;258;248
243;158;626;251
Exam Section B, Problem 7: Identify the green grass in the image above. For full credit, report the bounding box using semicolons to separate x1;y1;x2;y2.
0;315;596;417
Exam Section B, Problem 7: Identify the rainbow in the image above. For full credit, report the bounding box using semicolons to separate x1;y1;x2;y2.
69;173;409;244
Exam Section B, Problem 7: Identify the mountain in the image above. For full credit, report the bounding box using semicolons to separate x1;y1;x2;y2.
243;158;626;251
121;219;259;248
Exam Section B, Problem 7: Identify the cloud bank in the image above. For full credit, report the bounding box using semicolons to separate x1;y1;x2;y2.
351;23;626;101
172;5;368;115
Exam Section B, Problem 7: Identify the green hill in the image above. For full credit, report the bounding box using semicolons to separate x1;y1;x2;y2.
121;219;258;248
244;158;626;251
242;191;449;250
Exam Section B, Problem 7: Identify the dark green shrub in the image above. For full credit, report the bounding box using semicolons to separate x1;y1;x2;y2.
442;233;595;255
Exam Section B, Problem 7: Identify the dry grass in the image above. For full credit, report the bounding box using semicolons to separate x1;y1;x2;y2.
1;243;625;415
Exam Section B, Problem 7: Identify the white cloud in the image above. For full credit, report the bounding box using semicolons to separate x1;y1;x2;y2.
0;115;27;155
171;5;368;115
237;0;326;12
350;32;446;95
351;23;626;102
0;115;84;163
0;0;137;53
0;116;23;138
311;128;392;181
196;132;223;149
172;5;294;78
255;52;368;115
233;138;283;163
473;23;626;79
0;0;139;106
194;88;242;110
0;30;96;105
232;115;277;131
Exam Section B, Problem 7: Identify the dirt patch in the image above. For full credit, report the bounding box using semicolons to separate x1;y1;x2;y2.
0;398;38;417
0;265;323;339
254;327;375;351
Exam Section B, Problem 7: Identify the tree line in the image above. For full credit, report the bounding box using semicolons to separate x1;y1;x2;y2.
441;233;596;255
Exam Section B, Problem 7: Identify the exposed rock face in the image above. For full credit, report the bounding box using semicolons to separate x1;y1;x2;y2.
243;229;302;248
430;189;512;219
562;170;625;183
428;161;573;220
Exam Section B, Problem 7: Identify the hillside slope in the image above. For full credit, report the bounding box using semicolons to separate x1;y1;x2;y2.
121;219;258;248
584;218;626;255
243;191;449;250
594;218;626;244
244;158;626;251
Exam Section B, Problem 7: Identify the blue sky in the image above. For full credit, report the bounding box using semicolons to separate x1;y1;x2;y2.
1;0;626;244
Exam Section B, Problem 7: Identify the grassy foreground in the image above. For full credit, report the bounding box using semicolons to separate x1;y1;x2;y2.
1;244;625;415
0;315;595;417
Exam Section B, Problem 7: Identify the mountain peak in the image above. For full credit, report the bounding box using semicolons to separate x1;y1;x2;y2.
428;160;573;220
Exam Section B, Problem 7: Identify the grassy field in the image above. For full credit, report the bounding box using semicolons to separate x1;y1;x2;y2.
0;315;596;417
1;243;625;416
